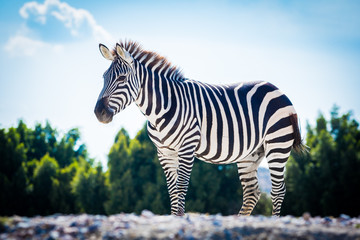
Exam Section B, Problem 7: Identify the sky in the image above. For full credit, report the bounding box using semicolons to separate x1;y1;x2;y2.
0;0;359;168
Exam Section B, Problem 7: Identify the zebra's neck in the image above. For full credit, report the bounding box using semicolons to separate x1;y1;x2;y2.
118;41;185;129
133;59;182;128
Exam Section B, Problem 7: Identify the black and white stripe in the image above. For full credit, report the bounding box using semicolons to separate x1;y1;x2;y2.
95;41;304;216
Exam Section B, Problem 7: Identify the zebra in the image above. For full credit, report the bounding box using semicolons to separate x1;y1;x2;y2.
94;41;304;216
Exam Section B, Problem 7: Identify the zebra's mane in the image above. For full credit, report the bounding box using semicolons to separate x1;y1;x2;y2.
113;41;184;81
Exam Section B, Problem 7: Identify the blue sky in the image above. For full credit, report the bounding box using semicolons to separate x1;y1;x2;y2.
1;0;359;168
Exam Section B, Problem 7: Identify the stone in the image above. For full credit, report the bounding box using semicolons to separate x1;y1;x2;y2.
302;212;311;222
1;213;360;240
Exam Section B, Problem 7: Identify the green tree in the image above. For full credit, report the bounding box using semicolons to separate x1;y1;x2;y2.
129;131;161;213
105;125;169;214
0;127;28;215
105;123;274;216
105;128;135;214
283;106;360;217
32;154;60;215
55;128;88;168
73;162;108;214
0;120;108;216
186;162;242;215
252;194;272;216
55;162;79;214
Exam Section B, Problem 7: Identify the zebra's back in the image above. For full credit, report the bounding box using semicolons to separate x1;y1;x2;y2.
191;80;296;164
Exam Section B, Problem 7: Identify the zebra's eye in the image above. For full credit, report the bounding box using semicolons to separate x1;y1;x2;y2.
117;75;127;82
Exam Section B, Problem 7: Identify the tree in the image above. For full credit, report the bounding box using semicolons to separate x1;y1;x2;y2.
55;128;88;168
105;128;135;214
0;120;108;216
252;194;272;216
55;162;79;214
186;162;242;215
283;106;360;217
0;127;28;215
105;124;273;216
32;154;59;215
72;162;108;214
105;125;169;214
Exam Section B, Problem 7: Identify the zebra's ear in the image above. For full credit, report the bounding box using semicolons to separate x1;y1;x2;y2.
116;43;133;64
99;44;114;61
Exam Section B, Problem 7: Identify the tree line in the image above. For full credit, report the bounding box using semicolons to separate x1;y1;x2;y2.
0;121;107;216
1;106;359;217
283;106;360;217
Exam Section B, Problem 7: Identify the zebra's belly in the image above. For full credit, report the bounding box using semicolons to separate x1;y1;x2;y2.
194;135;263;165
194;151;249;165
194;153;241;164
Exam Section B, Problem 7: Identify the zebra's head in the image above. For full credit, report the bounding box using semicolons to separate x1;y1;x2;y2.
94;43;137;124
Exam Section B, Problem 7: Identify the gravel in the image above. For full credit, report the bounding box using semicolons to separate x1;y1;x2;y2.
1;210;360;240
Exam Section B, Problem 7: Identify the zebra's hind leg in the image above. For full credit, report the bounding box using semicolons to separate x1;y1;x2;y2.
237;146;265;216
265;138;293;216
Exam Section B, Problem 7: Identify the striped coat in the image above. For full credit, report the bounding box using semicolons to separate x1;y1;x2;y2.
95;41;304;216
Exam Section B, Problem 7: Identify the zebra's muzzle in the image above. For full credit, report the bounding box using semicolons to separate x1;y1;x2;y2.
94;97;115;124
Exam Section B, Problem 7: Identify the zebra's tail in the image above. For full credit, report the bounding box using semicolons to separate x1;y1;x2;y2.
289;113;308;153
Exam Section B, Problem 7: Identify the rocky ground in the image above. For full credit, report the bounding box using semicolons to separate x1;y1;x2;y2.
1;211;360;240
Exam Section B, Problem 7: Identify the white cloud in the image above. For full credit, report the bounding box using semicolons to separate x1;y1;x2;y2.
4;35;64;57
5;0;113;56
19;0;113;42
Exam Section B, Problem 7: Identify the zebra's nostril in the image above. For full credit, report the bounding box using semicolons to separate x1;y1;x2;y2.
94;97;114;123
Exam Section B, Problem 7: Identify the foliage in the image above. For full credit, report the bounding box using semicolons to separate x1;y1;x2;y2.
105;124;272;215
2;106;358;217
0;216;10;232
0;120;107;216
186;163;242;215
72;163;108;214
0;120;273;216
252;194;272;216
283;106;360;217
105;125;169;215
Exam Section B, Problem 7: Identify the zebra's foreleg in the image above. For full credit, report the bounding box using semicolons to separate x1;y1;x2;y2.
176;155;194;216
237;147;265;216
163;168;179;215
158;152;179;215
